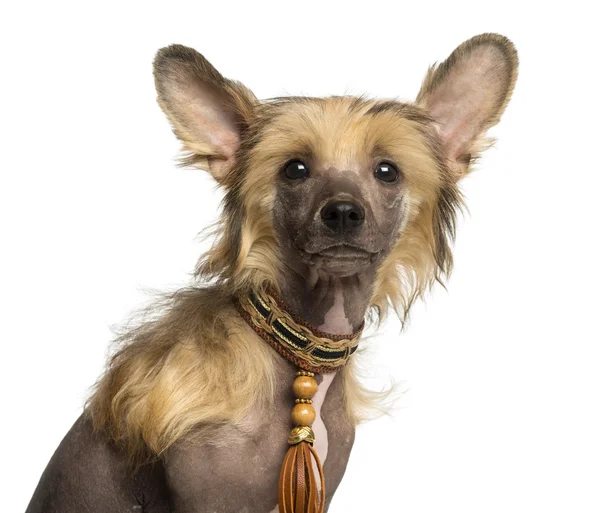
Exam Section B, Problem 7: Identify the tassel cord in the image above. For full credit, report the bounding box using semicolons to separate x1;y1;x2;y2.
278;441;325;513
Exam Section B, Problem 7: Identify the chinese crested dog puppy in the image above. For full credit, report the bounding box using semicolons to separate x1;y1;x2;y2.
27;33;517;513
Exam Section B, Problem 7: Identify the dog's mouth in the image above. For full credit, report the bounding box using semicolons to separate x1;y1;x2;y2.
316;244;376;260
294;243;379;274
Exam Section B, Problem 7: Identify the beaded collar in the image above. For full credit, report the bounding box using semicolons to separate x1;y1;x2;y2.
235;287;363;373
235;285;364;512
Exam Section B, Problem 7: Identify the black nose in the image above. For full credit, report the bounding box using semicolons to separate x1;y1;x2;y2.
320;200;365;233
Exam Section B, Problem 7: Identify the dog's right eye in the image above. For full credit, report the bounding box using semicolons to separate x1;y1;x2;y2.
283;160;309;180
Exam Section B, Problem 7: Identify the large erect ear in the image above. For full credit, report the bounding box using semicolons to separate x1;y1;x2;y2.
153;45;256;182
416;33;518;179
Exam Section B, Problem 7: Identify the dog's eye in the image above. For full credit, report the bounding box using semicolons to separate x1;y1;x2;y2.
375;161;399;183
283;160;309;180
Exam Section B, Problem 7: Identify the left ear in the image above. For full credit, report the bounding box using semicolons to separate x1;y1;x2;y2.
417;33;518;179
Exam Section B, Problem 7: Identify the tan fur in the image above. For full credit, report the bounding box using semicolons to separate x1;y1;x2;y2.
87;35;517;465
87;287;278;466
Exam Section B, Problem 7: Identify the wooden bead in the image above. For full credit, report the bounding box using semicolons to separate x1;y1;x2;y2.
291;403;316;426
293;376;318;399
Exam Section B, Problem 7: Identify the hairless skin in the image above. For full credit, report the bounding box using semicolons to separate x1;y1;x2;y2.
274;167;406;334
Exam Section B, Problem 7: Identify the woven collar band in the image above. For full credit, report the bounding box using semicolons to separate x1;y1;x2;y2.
235;287;363;373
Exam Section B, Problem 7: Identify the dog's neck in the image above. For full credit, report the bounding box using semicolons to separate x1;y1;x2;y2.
276;266;374;335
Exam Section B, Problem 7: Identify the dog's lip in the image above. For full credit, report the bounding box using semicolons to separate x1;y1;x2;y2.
303;243;378;260
316;244;374;258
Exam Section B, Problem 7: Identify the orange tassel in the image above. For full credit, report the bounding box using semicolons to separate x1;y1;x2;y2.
278;439;325;513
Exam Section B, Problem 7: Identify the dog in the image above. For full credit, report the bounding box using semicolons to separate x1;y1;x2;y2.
26;33;517;513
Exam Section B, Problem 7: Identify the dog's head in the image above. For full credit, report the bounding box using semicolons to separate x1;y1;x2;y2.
153;34;517;319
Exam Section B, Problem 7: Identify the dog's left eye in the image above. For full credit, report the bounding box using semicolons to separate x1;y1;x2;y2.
375;161;400;183
283;160;309;180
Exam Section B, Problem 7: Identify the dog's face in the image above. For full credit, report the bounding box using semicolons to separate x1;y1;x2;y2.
266;99;435;278
153;35;517;315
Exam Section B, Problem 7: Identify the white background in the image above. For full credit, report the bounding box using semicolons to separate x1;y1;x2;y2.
2;1;599;512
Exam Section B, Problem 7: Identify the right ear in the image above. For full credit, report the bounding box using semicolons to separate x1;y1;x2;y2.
416;34;518;179
153;45;256;182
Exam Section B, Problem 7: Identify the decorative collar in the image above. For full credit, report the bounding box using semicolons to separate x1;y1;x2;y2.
235;287;363;373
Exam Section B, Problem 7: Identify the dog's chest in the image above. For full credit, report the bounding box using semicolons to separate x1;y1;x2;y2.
162;370;355;513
